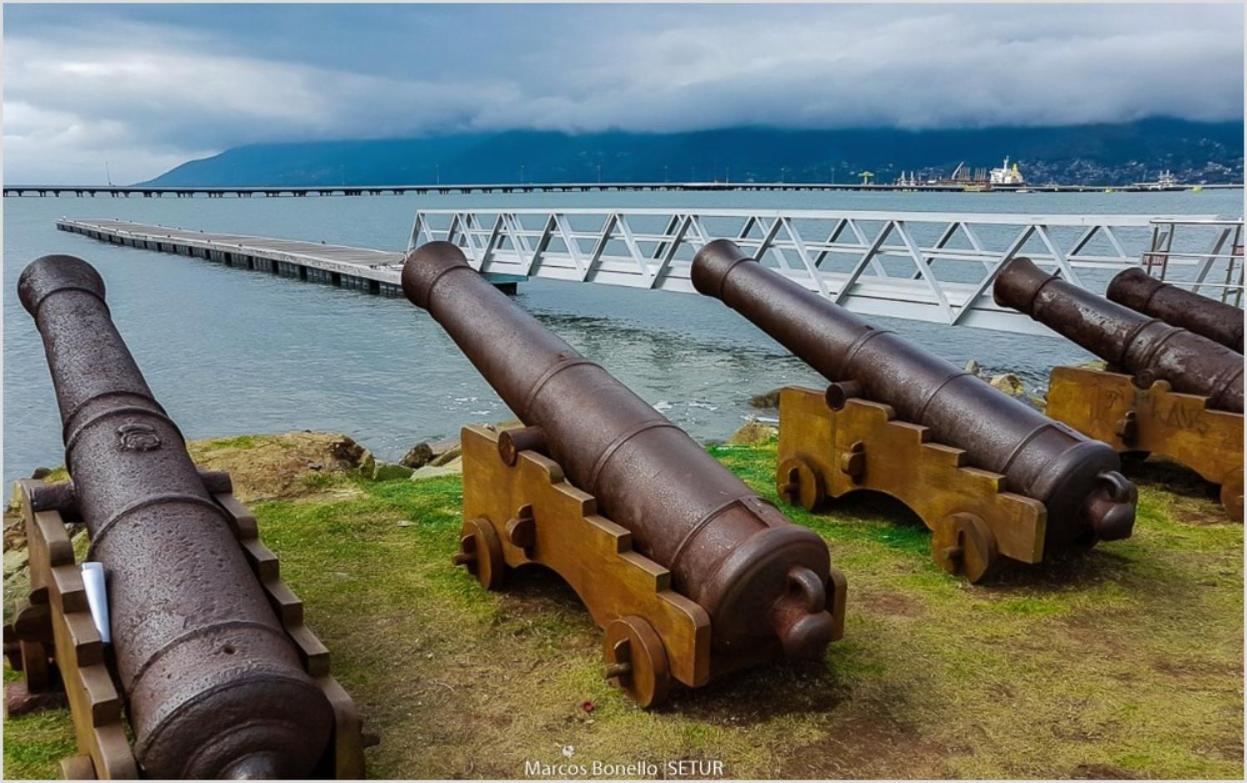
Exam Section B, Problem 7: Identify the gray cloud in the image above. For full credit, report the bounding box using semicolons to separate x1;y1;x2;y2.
4;4;1242;183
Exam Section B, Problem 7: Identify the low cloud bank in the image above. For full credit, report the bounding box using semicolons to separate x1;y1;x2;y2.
4;4;1243;183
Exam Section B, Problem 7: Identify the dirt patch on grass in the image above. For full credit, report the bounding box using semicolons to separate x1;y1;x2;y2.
1071;762;1135;778
779;715;948;778
856;589;925;617
984;547;1135;590
666;659;851;724
188;431;367;502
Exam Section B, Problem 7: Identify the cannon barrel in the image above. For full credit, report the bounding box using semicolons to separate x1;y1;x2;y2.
403;242;839;660
1106;267;1243;354
18;255;333;779
995;257;1243;413
691;240;1136;546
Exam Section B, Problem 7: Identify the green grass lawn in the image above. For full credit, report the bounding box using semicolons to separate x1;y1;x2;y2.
3;437;1242;779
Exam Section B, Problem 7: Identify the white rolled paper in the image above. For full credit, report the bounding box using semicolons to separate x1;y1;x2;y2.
81;561;111;644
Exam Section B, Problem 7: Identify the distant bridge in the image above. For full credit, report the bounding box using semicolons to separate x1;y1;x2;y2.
8;180;1240;198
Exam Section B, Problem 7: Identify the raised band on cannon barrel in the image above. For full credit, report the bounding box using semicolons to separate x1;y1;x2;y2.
994;257;1243;413
18;255;334;779
402;241;843;674
691;239;1138;549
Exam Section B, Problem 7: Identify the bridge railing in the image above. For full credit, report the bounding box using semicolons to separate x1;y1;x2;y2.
1142;218;1244;305
408;208;1242;333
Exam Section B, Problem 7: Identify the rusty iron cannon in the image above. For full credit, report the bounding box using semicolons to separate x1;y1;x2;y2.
995;257;1244;521
403;241;846;706
690;240;1138;581
9;254;366;778
994;257;1243;413
1106;267;1243;354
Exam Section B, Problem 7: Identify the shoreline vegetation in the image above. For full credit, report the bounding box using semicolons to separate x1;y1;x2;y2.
3;420;1242;779
139;119;1244;190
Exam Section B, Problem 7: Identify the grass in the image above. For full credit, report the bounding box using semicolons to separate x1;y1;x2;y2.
3;437;1241;779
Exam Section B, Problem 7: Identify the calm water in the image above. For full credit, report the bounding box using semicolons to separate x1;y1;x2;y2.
3;188;1242;488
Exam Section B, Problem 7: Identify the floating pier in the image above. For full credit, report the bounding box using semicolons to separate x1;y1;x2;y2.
55;218;521;296
57;218;410;294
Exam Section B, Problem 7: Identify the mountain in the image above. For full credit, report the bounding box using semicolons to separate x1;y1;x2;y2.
140;118;1243;187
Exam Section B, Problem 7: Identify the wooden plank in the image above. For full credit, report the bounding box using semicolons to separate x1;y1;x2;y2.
460;425;712;689
1047;365;1244;519
213;493;258;539
777;386;1048;572
318;677;366;779
60;754;95;779
21;482;140;780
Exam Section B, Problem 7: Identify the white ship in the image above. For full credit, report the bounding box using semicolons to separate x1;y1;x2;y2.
989;157;1025;186
1137;170;1181;190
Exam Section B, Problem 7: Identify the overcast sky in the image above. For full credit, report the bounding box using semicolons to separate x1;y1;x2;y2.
4;3;1243;183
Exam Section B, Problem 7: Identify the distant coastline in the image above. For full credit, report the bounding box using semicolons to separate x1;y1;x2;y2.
6;180;1243;198
132;118;1244;190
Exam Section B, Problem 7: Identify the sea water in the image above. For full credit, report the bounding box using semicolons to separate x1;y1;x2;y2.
3;188;1242;488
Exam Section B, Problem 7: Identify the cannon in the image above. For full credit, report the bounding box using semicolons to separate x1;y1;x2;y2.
9;255;365;778
403;242;845;706
690;240;1138;580
994;257;1243;413
995;257;1244;520
1106;267;1243;354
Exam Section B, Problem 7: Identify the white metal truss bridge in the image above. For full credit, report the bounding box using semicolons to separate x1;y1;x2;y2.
408;208;1243;335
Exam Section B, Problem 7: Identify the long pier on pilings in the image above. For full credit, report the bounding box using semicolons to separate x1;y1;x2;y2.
55;217;520;297
12;180;1243;198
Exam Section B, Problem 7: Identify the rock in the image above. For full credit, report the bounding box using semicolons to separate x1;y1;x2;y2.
4;548;28;580
400;442;435;469
327;436;368;468
989;373;1026;396
356;449;377;478
29;467;52;480
4;523;26;552
1077;359;1109;371
189;432;371;503
410;456;463;481
728;419;778;445
6;680;68;715
749;388;783;409
4;548;31;609
430;444;462;467
371;462;414;481
964;359;982;377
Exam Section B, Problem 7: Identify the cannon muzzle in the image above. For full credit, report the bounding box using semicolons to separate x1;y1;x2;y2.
19;255;333;778
1106;267;1243;354
403;241;840;661
692;240;1136;547
994;257;1243;413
